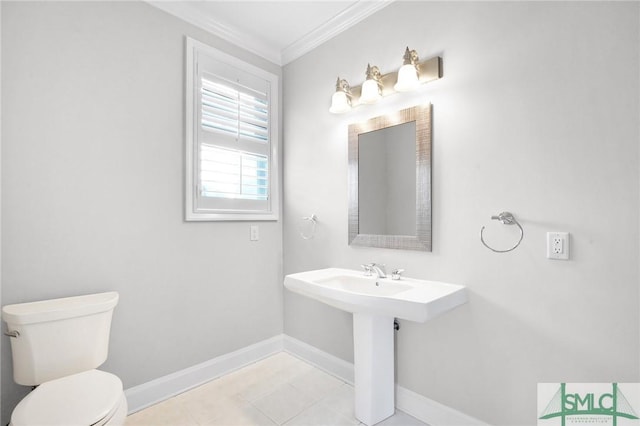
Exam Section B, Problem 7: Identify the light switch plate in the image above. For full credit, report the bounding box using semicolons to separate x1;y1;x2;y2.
250;225;259;241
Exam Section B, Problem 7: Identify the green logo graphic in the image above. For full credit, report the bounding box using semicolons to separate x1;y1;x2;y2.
539;383;638;426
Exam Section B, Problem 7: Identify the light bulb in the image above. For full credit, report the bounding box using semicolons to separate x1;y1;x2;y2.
329;90;351;114
394;63;420;92
394;47;421;92
360;79;381;104
359;64;382;105
329;77;352;114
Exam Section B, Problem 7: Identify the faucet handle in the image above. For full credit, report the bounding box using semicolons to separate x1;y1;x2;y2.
391;269;405;280
360;263;374;276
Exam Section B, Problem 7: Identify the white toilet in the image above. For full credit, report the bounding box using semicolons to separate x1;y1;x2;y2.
2;292;128;426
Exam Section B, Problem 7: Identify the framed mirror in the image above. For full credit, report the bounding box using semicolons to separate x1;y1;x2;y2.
348;104;431;251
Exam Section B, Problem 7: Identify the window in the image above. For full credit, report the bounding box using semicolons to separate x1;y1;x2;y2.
185;38;279;221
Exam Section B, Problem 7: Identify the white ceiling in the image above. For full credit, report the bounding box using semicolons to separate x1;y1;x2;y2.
148;1;393;65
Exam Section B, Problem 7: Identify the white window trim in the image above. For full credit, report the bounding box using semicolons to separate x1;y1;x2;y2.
185;37;280;221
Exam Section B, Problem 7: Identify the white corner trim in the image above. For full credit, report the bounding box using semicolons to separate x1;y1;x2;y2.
145;1;282;65
281;1;395;65
145;0;394;66
124;335;283;414
124;334;486;425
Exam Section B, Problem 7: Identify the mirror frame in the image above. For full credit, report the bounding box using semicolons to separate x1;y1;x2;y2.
348;104;432;251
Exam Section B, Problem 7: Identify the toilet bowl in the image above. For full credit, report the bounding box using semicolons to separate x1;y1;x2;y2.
2;292;127;426
10;370;127;426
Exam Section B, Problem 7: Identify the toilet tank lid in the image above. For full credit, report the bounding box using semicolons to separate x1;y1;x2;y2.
2;292;119;325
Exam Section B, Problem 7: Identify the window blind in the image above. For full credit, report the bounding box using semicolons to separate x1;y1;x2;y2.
200;145;268;200
201;78;269;144
197;73;270;204
186;38;279;221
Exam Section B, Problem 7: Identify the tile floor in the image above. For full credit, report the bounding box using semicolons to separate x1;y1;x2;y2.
126;352;427;426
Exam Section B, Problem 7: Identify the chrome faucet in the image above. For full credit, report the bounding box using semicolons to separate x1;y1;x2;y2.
371;264;387;278
362;263;386;279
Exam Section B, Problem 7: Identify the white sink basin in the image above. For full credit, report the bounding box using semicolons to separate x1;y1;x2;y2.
315;275;412;296
284;267;467;323
284;267;467;425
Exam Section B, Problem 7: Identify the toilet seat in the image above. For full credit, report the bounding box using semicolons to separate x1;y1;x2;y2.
93;394;127;426
11;369;125;426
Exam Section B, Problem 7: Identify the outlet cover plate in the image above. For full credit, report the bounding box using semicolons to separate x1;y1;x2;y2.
547;232;569;260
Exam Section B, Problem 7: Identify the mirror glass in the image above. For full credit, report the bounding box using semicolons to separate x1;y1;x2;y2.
348;104;431;251
358;122;416;236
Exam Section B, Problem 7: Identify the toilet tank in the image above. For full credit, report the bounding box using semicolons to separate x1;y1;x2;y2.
2;292;119;386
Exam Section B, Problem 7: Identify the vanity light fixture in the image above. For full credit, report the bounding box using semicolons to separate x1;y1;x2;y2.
329;47;442;114
359;64;382;105
329;78;353;114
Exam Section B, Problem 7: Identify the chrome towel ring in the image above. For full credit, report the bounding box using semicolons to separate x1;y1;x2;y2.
480;211;524;253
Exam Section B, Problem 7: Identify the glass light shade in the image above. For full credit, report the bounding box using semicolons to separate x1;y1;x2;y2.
329;90;351;114
394;64;420;92
359;79;382;104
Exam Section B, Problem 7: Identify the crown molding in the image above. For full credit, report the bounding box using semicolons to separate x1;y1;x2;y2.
147;1;282;65
147;1;394;66
281;1;394;65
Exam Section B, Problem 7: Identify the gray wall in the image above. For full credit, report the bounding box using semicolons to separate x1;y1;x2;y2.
1;1;283;422
283;2;639;425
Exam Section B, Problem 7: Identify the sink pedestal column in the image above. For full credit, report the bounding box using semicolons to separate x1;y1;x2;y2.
353;313;395;426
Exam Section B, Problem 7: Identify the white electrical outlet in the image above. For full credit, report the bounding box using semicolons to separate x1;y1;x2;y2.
547;232;569;260
250;225;259;241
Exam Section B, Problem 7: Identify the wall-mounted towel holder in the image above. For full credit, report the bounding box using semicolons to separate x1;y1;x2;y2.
480;211;523;253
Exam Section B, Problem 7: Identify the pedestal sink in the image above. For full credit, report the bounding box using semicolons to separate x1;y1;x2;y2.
284;268;467;426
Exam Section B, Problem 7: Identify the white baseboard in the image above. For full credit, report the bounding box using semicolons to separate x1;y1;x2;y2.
282;334;355;385
124;334;283;413
124;334;487;425
396;386;488;426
